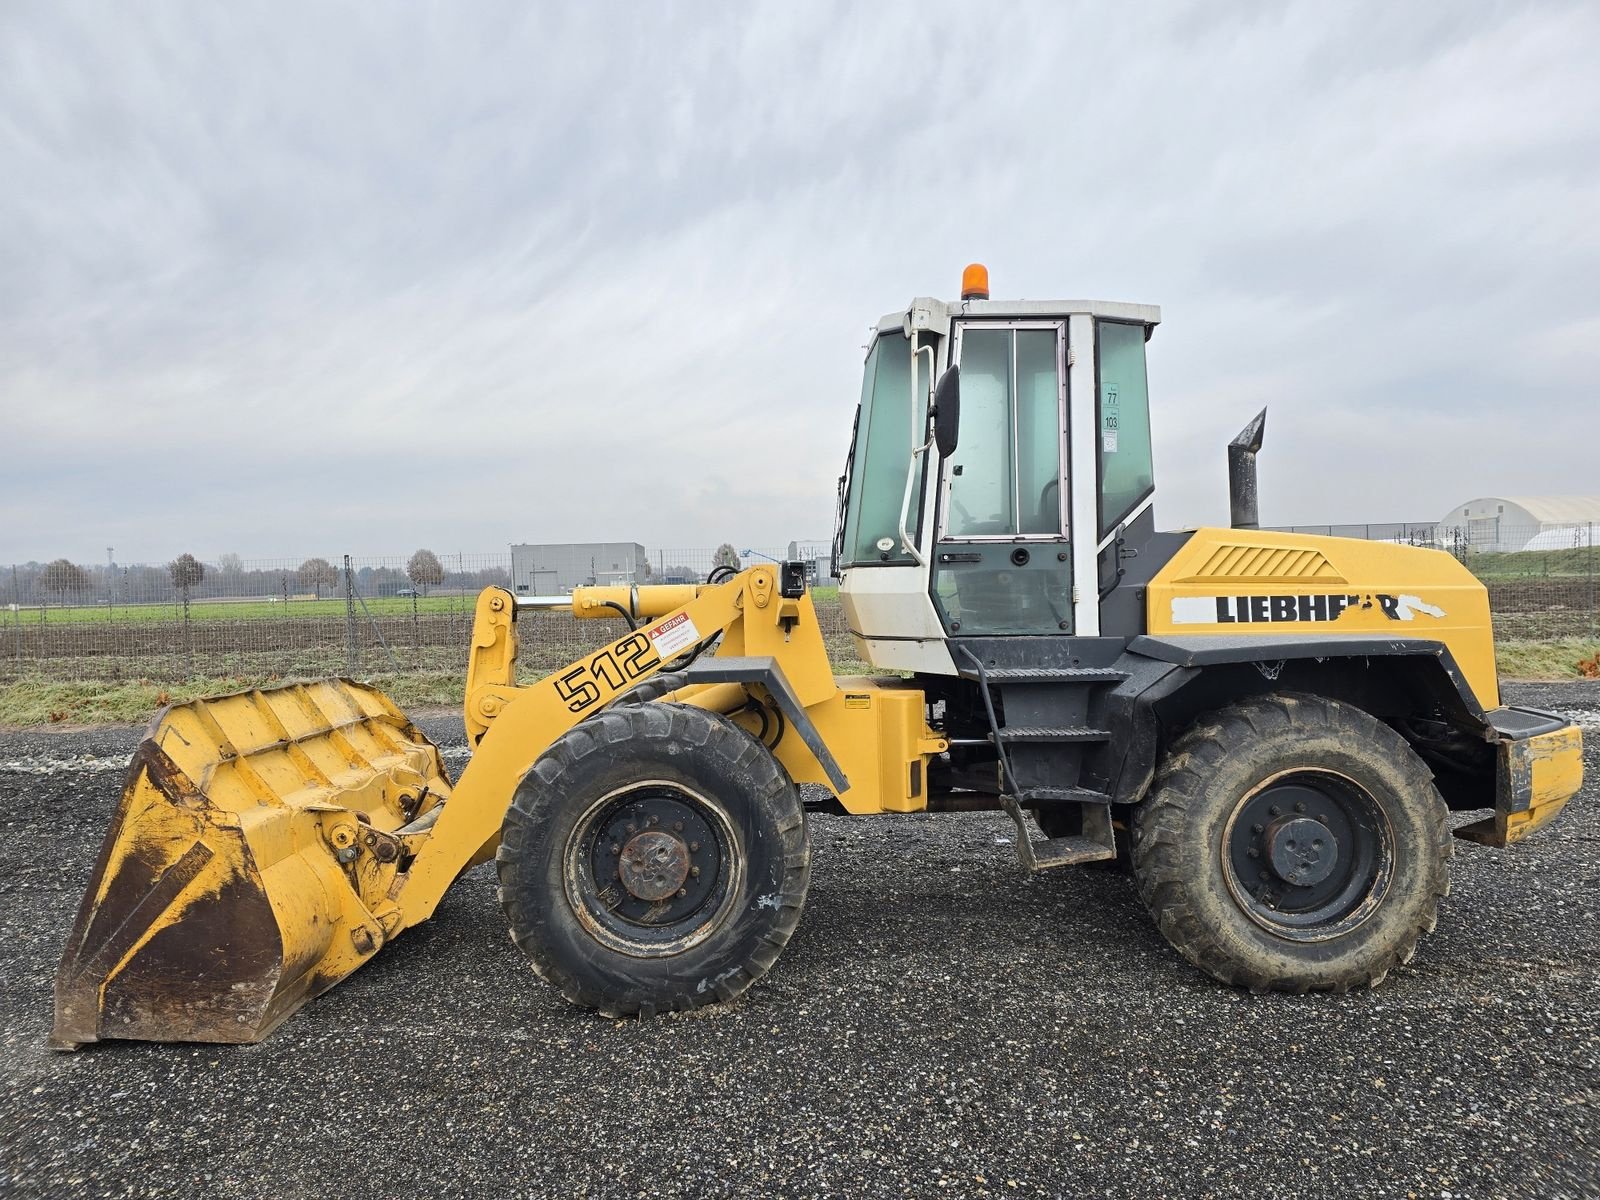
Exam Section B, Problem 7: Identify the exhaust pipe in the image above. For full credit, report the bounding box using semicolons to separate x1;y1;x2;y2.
1228;409;1267;530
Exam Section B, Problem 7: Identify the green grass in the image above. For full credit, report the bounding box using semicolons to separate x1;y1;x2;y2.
1467;545;1600;580
1495;638;1600;681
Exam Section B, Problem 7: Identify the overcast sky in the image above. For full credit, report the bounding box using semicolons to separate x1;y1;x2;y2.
3;1;1597;565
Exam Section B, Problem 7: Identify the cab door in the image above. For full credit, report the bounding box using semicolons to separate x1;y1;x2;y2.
931;322;1072;636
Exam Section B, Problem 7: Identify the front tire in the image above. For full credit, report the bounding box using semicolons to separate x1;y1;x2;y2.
496;703;809;1015
1131;694;1451;993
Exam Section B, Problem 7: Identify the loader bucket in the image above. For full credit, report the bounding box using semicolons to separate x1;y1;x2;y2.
51;680;452;1049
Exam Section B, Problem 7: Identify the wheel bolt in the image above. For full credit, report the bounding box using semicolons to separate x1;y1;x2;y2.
1268;805;1282;817
609;843;620;854
1252;824;1264;835
647;815;657;825
689;841;700;852
690;866;701;877
626;823;637;834
1295;801;1307;814
1259;870;1271;882
1247;848;1259;859
676;888;687;898
1318;814;1329;824
674;821;684;832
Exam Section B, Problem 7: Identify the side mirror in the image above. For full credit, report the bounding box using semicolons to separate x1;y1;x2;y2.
932;365;960;458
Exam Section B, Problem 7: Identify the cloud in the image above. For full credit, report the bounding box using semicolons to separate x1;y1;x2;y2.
2;0;1598;562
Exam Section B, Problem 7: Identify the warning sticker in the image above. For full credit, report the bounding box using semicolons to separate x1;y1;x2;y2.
843;693;871;710
646;612;701;657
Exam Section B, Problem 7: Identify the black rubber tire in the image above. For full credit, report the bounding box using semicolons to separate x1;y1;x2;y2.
610;671;691;706
496;702;809;1016
1131;693;1451;993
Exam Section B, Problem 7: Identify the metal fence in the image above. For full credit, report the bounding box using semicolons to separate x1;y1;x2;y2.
2;525;1596;684
1271;521;1600;640
0;545;848;684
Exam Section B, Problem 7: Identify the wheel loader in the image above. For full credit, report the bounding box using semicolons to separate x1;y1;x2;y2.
52;265;1584;1048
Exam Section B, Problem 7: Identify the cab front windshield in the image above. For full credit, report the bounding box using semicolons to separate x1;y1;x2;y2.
835;332;931;567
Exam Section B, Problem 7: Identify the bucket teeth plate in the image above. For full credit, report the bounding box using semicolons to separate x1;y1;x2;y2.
52;679;452;1049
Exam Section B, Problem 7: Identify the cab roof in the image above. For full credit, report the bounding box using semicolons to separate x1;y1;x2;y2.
874;296;1162;337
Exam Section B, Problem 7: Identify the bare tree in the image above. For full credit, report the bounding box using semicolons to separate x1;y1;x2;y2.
217;552;244;575
713;543;740;572
298;557;338;599
406;549;444;596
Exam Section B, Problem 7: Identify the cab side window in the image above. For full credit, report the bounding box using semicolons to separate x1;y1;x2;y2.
1097;321;1153;536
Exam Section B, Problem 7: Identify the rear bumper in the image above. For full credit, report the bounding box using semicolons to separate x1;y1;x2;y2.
1456;706;1584;847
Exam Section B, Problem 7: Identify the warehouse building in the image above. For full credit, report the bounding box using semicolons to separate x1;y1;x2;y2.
510;542;647;594
1438;496;1600;554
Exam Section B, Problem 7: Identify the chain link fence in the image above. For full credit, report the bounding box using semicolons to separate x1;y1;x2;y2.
3;526;1595;685
0;546;848;684
1272;521;1599;641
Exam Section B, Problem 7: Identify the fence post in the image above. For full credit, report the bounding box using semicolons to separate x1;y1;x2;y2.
10;565;20;675
343;555;359;676
180;582;194;680
1580;524;1593;640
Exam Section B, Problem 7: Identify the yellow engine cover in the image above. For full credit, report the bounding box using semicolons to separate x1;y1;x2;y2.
1145;528;1499;710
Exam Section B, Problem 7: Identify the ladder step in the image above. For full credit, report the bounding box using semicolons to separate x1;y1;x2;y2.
989;726;1112;743
958;666;1130;684
1015;835;1118;871
1022;786;1112;804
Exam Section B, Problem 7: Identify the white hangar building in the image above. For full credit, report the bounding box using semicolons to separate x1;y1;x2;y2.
1439;496;1600;553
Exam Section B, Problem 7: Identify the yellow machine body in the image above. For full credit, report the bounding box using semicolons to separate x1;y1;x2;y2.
1144;528;1499;708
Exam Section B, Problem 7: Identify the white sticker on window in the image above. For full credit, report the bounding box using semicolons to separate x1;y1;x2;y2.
646;612;701;657
1102;430;1119;453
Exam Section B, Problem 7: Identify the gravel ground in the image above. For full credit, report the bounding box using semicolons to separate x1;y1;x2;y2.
2;682;1598;1199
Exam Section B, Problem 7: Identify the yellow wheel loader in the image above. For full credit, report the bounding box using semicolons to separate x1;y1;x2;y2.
52;266;1584;1047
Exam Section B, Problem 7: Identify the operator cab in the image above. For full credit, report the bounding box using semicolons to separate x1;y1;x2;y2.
832;266;1161;674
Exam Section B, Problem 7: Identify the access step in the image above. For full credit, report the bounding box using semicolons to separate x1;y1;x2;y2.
1021;785;1112;804
1011;834;1118;871
957;666;1130;684
988;726;1112;743
997;793;1118;872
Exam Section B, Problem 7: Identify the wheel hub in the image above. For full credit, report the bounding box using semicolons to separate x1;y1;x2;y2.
1222;770;1393;942
618;830;691;901
1264;815;1338;887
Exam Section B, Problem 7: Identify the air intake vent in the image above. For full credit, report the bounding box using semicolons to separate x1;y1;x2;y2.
1186;544;1345;582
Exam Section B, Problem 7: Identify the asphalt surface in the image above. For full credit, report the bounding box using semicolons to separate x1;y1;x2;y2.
2;683;1598;1199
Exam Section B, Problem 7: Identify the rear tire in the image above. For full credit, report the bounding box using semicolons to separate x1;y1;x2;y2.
1131;694;1451;993
496;703;809;1016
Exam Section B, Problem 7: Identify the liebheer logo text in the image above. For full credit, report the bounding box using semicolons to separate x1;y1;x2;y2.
1171;593;1447;625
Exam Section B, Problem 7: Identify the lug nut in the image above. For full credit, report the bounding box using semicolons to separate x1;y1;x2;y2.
626;823;637;834
689;841;700;852
674;821;684;832
1268;805;1282;817
609;843;620;854
676;888;687;898
1252;824;1264;834
1295;801;1307;814
1247;848;1259;859
690;866;701;877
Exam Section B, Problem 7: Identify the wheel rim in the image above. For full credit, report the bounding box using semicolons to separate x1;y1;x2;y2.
1220;768;1394;943
564;780;742;958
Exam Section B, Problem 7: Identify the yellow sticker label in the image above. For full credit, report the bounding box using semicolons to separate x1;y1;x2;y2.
843;694;871;710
